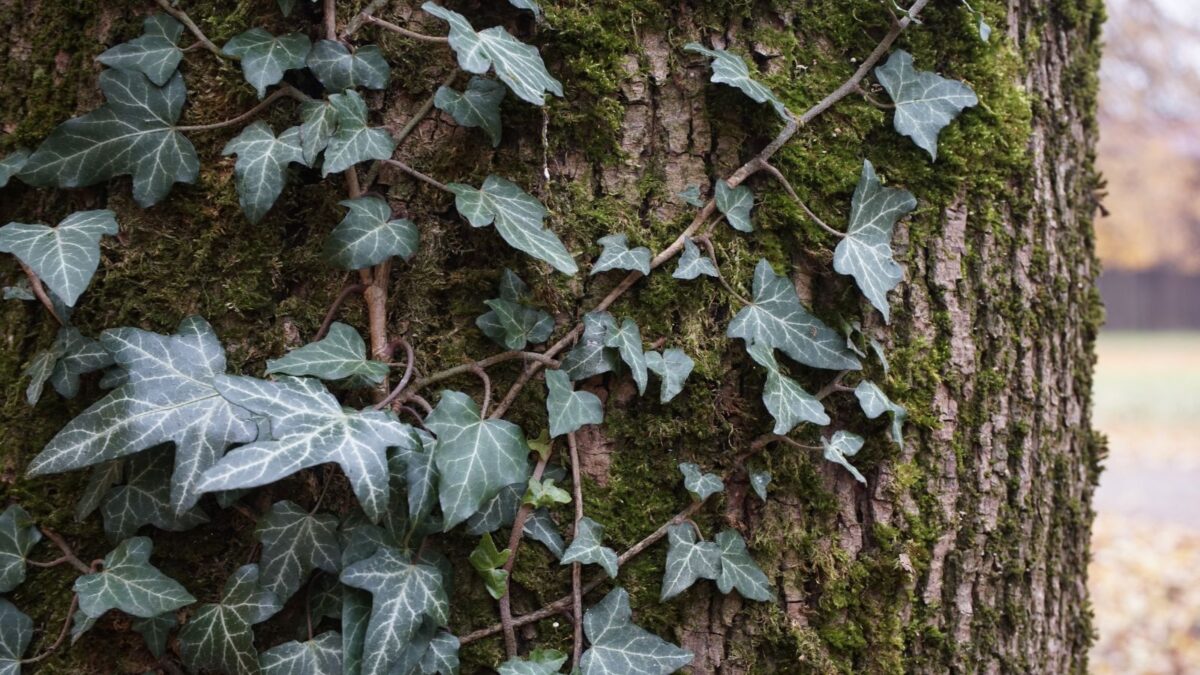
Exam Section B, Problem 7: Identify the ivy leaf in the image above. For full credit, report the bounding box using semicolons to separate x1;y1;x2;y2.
306;41;390;91
222;28;311;98
561;516;618;578
266;322;389;385
480;297;555;351
435;76;506;147
714;529;773;601
299;100;338;166
323;90;398;176
448;175;577;274
0;506;40;593
676;184;703;208
746;343;829;434
422;3;563;106
660;523;720;600
832;160;917;322
507;0;541;16
561;312;618;381
524;477;571;508
256;501;340;603
179;564;282;675
406;428;440;530
714;181;754;233
469;534;511;599
854;380;907;449
97;14;184;86
199;375;413;522
19;70;198;207
750;471;770;501
132;612;176;659
822;430;866;484
0;599;32;675
683;43;789;121
339;546;449;675
100;446;209;542
0;149;30;187
874;50;978;161
591;234;651;275
260;631;342;675
341;587;371;675
323;196;419;270
426;390;530;530
546;370;603;437
74;537;195;620
727;259;862;370
672;238;717;280
978;16;992;42
580;587;693;675
28;316;259;514
645;348;694;403
678;462;722;501
75;460;123;523
419;628;461;675
222;122;306;223
0;210;117;307
23;350;56;406
465;483;522;535
499;649;568;675
45;326;114;400
523;508;565;559
604;317;647;395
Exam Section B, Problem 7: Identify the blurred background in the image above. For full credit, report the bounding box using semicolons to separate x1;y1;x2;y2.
1090;0;1200;672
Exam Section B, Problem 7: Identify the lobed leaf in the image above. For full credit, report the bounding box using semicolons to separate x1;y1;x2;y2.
875;50;978;160
822;430;867;484
580;587;693;675
74;537;195;620
604;317;648;395
256;501;340;603
714;180;754;233
672;238;718;280
434;76;506;147
560;516;618;578
448;175;576;274
714;529;773;601
222;122;306;223
545;369;603;437
323;90;397;176
179;564;282;675
678;462;723;501
746;343;829;434
222;28;311;98
0;506;40;594
854;380;907;449
684;43;789;121
100;446;209;542
0;599;32;675
660;523;720;600
266;321;389;385
561;312;618;381
645;348;694;403
97;14;184;86
260;631;342;675
306;41;390;91
0;210;118;307
591;233;651;275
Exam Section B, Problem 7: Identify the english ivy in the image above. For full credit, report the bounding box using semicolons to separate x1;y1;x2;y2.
679;462;723;501
0;599;32;674
97;14;184;87
73;536;195;622
222;28;312;98
222;122;306;223
266;321;390;385
323;90;398;176
0;506;39;594
99;447;209;542
645;348;694;403
255;500;340;602
477;270;555;350
545;369;604;437
591;233;651;275
684;43;790;121
307;41;391;91
448;175;577;274
672;238;718;280
178;564;282;674
715;180;754;233
435;76;506;147
0;210;118;307
822;430;867;484
560;516;618;578
875;50;978;161
579;588;693;675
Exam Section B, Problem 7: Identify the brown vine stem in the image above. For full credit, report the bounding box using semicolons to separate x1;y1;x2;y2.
314;283;368;341
758;162;844;238
375;337;416;410
20;594;79;665
17;262;62;325
365;15;450;44
340;0;393;40
36;528;91;574
151;0;229;62
488;0;930;420
380;158;450;192
497;455;550;657
175;86;308;133
695;235;751;306
396;350;559;405
568;431;585;668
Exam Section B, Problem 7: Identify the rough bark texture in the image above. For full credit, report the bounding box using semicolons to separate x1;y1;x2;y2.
0;0;1103;673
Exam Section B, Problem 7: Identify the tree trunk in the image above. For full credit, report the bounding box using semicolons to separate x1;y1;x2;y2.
0;1;1103;673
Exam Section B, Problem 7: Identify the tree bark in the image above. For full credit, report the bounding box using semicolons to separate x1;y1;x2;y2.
0;1;1103;673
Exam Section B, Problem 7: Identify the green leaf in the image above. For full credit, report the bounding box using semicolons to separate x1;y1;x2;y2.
499;649;567;675
179;564;282;675
260;631;342;675
750;470;770;502
75;460;123;522
435;76;505;147
832;160;917;322
678;462;722;501
524;477;571;508
0;210;117;307
644;348;694;403
0;149;30;188
0;599;32;675
420;628;460;675
23;349;56;406
423;2;563;106
222;28;311;98
255;501;340;602
604;317;647;395
323;90;397;176
74;536;195;620
132;612;176;659
561;312;618;381
406;428;440;530
978;16;992;42
822;430;866;484
222;122;306;223
874;50;978;161
469;534;511;599
746;343;829;434
266;322;389;385
476;270;553;350
199;375;414;522
448;175;577;274
507;0;541;16
0;506;40;593
46;326;114;400
524;508;565;559
672;238;717;280
714;529;773;601
19;70;198;207
28;316;259;513
714;180;754;233
306;41;390;91
854;380;907;449
100;446;209;542
466;483;522;535
591;234;650;275
560;516;617;578
726;259;862;370
546;370;603;437
580;587;693;675
426;391;530;530
323;196;418;270
660;523;719;600
683;43;789;121
676;184;703;207
299;100;338;166
340;546;450;675
97;14;184;86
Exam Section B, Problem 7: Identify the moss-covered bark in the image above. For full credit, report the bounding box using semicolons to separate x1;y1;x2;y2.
0;0;1102;673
